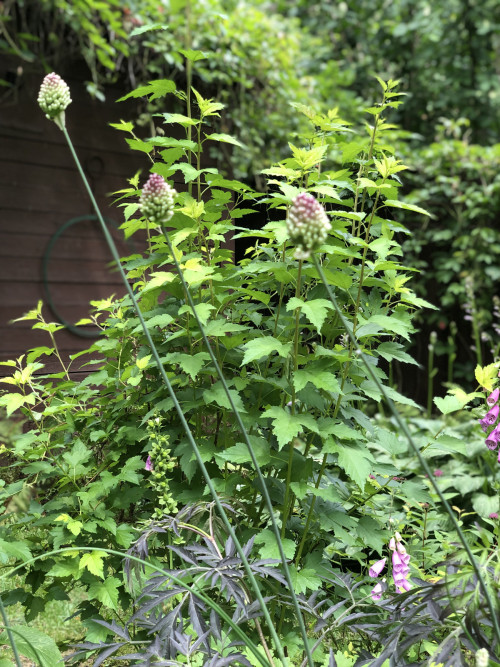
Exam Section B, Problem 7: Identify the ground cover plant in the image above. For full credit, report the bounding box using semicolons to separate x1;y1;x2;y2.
0;57;499;667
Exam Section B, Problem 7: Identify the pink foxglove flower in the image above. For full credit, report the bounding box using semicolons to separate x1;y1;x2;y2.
433;469;443;477
487;388;499;407
286;192;331;259
145;455;153;472
479;417;490;433
369;557;386;578
38;73;71;130
485;426;500;450
140;173;177;225
484;404;499;426
370;582;383;601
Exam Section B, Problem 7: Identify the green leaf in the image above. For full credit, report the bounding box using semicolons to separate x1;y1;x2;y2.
377;342;419;366
216;437;270;467
178;302;215;326
293;370;341;394
117;79;176;102
0;539;31;564
79;551;105;579
383;199;432;217
475;363;498;392
260;406;318;450
163;351;210;380
109;119;134;133
116;524;135;549
288;565;322;594
159;112;199;127
472;493;499;517
0;393;35;417
203;382;247;413
129;22;168;37
179;48;208;62
286;298;332;333
241;337;292;365
328;443;372;490
88;577;120;611
46;557;80;578
205;133;245;148
433;395;464;415
0;626;63;667
255;529;296;560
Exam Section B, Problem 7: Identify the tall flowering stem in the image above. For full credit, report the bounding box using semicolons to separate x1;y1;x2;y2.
312;253;500;646
38;76;293;667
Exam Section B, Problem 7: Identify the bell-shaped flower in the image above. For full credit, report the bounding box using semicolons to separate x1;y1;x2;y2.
145;455;153;472
484;404;499;426
486;426;500;450
487;388;500;407
370;582;383;601
369;557;386;578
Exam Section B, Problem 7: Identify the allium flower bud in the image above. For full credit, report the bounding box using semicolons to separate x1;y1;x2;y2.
140;173;177;224
487;388;499;407
286;192;331;259
369;557;386;578
38;73;71;130
475;648;489;667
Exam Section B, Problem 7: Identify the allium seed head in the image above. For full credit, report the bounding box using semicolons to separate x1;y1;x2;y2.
38;73;71;129
286;192;331;259
140;173;177;224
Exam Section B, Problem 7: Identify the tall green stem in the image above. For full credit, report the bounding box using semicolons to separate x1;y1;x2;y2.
312;254;500;647
281;259;303;537
0;595;22;667
60;125;286;665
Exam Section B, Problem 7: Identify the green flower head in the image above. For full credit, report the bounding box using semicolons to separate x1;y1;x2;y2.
38;73;72;130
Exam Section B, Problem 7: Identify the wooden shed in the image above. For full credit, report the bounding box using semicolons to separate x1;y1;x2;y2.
0;62;149;376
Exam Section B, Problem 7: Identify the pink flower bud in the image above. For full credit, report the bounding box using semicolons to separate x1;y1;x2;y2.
145;455;153;472
389;537;396;550
140;173;177;224
286;193;331;259
369;557;386;578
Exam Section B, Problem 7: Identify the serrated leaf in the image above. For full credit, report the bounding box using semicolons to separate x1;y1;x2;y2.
255;529;295;560
79;551;105;579
260;406;318;450
288;565;322;594
293;369;340;393
129;22;168;37
0;626;63;667
377;341;419;366
46;557;80;578
286;298;333;333
163;351;210;380
203;382;246;413
328;443;372;490
475;363;498;392
88;577;120;611
433;395;464;415
241;337;292;365
117;79;176;102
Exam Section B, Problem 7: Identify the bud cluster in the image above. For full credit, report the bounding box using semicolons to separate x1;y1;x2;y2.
140;173;177;225
37;73;72;129
286;192;331;259
479;387;500;461
144;417;177;519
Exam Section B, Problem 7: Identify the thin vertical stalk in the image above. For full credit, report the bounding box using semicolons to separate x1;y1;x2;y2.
0;596;22;667
159;225;314;667
60;125;285;665
312;253;500;647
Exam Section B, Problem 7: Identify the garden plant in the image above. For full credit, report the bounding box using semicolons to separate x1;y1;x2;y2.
0;47;499;667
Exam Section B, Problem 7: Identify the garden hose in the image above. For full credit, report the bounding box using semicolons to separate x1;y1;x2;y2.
41;214;125;338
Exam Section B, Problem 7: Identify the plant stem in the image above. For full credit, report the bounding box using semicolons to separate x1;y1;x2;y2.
0;595;22;667
313;253;500;647
61;125;285;666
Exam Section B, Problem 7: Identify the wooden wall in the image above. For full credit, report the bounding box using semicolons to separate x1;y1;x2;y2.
0;63;152;376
